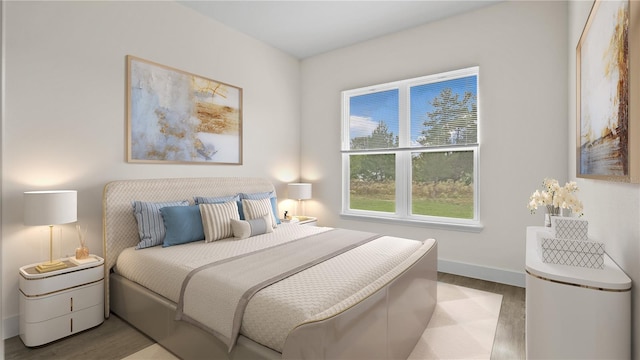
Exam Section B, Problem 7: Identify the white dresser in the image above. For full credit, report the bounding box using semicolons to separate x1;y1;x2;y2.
525;226;631;359
19;255;104;347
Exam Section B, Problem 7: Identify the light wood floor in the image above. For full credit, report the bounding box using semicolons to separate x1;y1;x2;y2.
4;272;525;359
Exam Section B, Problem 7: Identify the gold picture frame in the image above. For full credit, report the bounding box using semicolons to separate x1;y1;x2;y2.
576;0;640;182
127;55;243;164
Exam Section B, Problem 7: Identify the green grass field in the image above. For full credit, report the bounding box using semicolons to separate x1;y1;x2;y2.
349;180;474;219
350;196;473;219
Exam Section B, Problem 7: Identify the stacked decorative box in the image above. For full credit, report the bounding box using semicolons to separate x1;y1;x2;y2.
537;217;604;269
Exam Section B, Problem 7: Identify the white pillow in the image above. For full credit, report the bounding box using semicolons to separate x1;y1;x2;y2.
199;201;240;242
242;198;277;228
230;215;273;239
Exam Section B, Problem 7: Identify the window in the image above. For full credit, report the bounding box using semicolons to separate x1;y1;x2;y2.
341;67;480;229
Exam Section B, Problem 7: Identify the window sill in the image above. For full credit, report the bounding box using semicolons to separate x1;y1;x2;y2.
340;213;484;233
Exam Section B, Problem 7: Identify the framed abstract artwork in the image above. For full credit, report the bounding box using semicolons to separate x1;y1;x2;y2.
127;55;242;164
576;0;640;183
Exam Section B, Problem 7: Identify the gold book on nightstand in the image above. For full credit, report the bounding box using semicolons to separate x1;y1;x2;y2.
35;260;67;273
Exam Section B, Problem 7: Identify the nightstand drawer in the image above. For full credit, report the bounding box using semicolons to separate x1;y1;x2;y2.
19;303;104;347
20;263;103;296
20;280;103;322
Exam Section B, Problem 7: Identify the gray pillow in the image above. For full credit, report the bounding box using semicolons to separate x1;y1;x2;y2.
230;215;273;239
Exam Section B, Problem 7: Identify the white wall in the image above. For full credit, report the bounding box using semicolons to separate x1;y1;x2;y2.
1;1;301;338
568;1;640;356
1;0;5;352
301;1;569;284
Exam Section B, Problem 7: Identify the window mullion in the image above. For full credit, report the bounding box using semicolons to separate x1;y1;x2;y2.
341;153;350;213
397;85;410;217
396;151;409;217
398;86;410;148
473;147;480;221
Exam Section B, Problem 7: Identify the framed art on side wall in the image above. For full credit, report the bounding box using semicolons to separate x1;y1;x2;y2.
577;0;640;183
127;55;243;164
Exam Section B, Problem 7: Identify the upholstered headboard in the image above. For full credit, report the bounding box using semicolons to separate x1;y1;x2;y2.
102;177;276;317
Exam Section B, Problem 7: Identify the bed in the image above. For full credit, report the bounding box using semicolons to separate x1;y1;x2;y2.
103;177;437;359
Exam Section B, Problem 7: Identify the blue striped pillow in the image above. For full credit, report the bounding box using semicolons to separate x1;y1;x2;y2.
193;194;240;205
194;194;243;220
133;200;189;249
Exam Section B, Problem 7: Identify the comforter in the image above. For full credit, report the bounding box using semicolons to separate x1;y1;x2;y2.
115;224;427;352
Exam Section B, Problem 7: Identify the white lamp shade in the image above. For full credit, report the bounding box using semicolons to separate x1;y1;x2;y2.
288;183;312;200
24;190;77;226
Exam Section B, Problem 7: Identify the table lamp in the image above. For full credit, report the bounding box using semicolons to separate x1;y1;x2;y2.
24;190;77;273
288;183;312;216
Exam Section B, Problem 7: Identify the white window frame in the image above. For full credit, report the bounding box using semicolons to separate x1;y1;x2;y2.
340;67;482;231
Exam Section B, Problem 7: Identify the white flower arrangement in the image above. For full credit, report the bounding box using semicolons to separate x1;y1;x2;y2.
527;178;584;216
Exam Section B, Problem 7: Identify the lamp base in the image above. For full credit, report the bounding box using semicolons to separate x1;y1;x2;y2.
35;260;67;273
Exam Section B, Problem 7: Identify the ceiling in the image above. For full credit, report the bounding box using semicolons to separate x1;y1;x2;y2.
178;1;501;59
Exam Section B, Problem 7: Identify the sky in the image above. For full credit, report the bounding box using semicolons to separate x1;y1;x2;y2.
349;89;399;139
349;75;477;145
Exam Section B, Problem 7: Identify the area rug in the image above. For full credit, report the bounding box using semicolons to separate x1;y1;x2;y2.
123;282;502;360
408;282;503;359
122;343;178;360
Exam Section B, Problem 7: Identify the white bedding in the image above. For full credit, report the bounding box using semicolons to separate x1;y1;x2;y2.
115;224;429;352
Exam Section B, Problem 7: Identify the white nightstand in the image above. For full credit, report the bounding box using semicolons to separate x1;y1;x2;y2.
525;227;631;359
19;255;104;347
282;216;318;226
296;216;317;226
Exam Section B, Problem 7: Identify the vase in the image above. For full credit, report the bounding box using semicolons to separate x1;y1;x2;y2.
544;206;560;227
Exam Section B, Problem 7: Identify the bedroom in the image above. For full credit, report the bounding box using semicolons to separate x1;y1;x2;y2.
1;0;639;358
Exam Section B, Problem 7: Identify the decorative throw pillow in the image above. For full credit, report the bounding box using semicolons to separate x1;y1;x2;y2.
160;205;205;247
199;201;240;242
195;194;243;220
242;198;277;228
230;215;274;239
240;191;281;225
133;200;189;249
193;194;240;205
240;191;274;200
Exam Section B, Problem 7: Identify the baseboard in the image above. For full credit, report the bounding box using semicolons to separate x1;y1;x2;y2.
4;314;19;339
438;259;526;287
